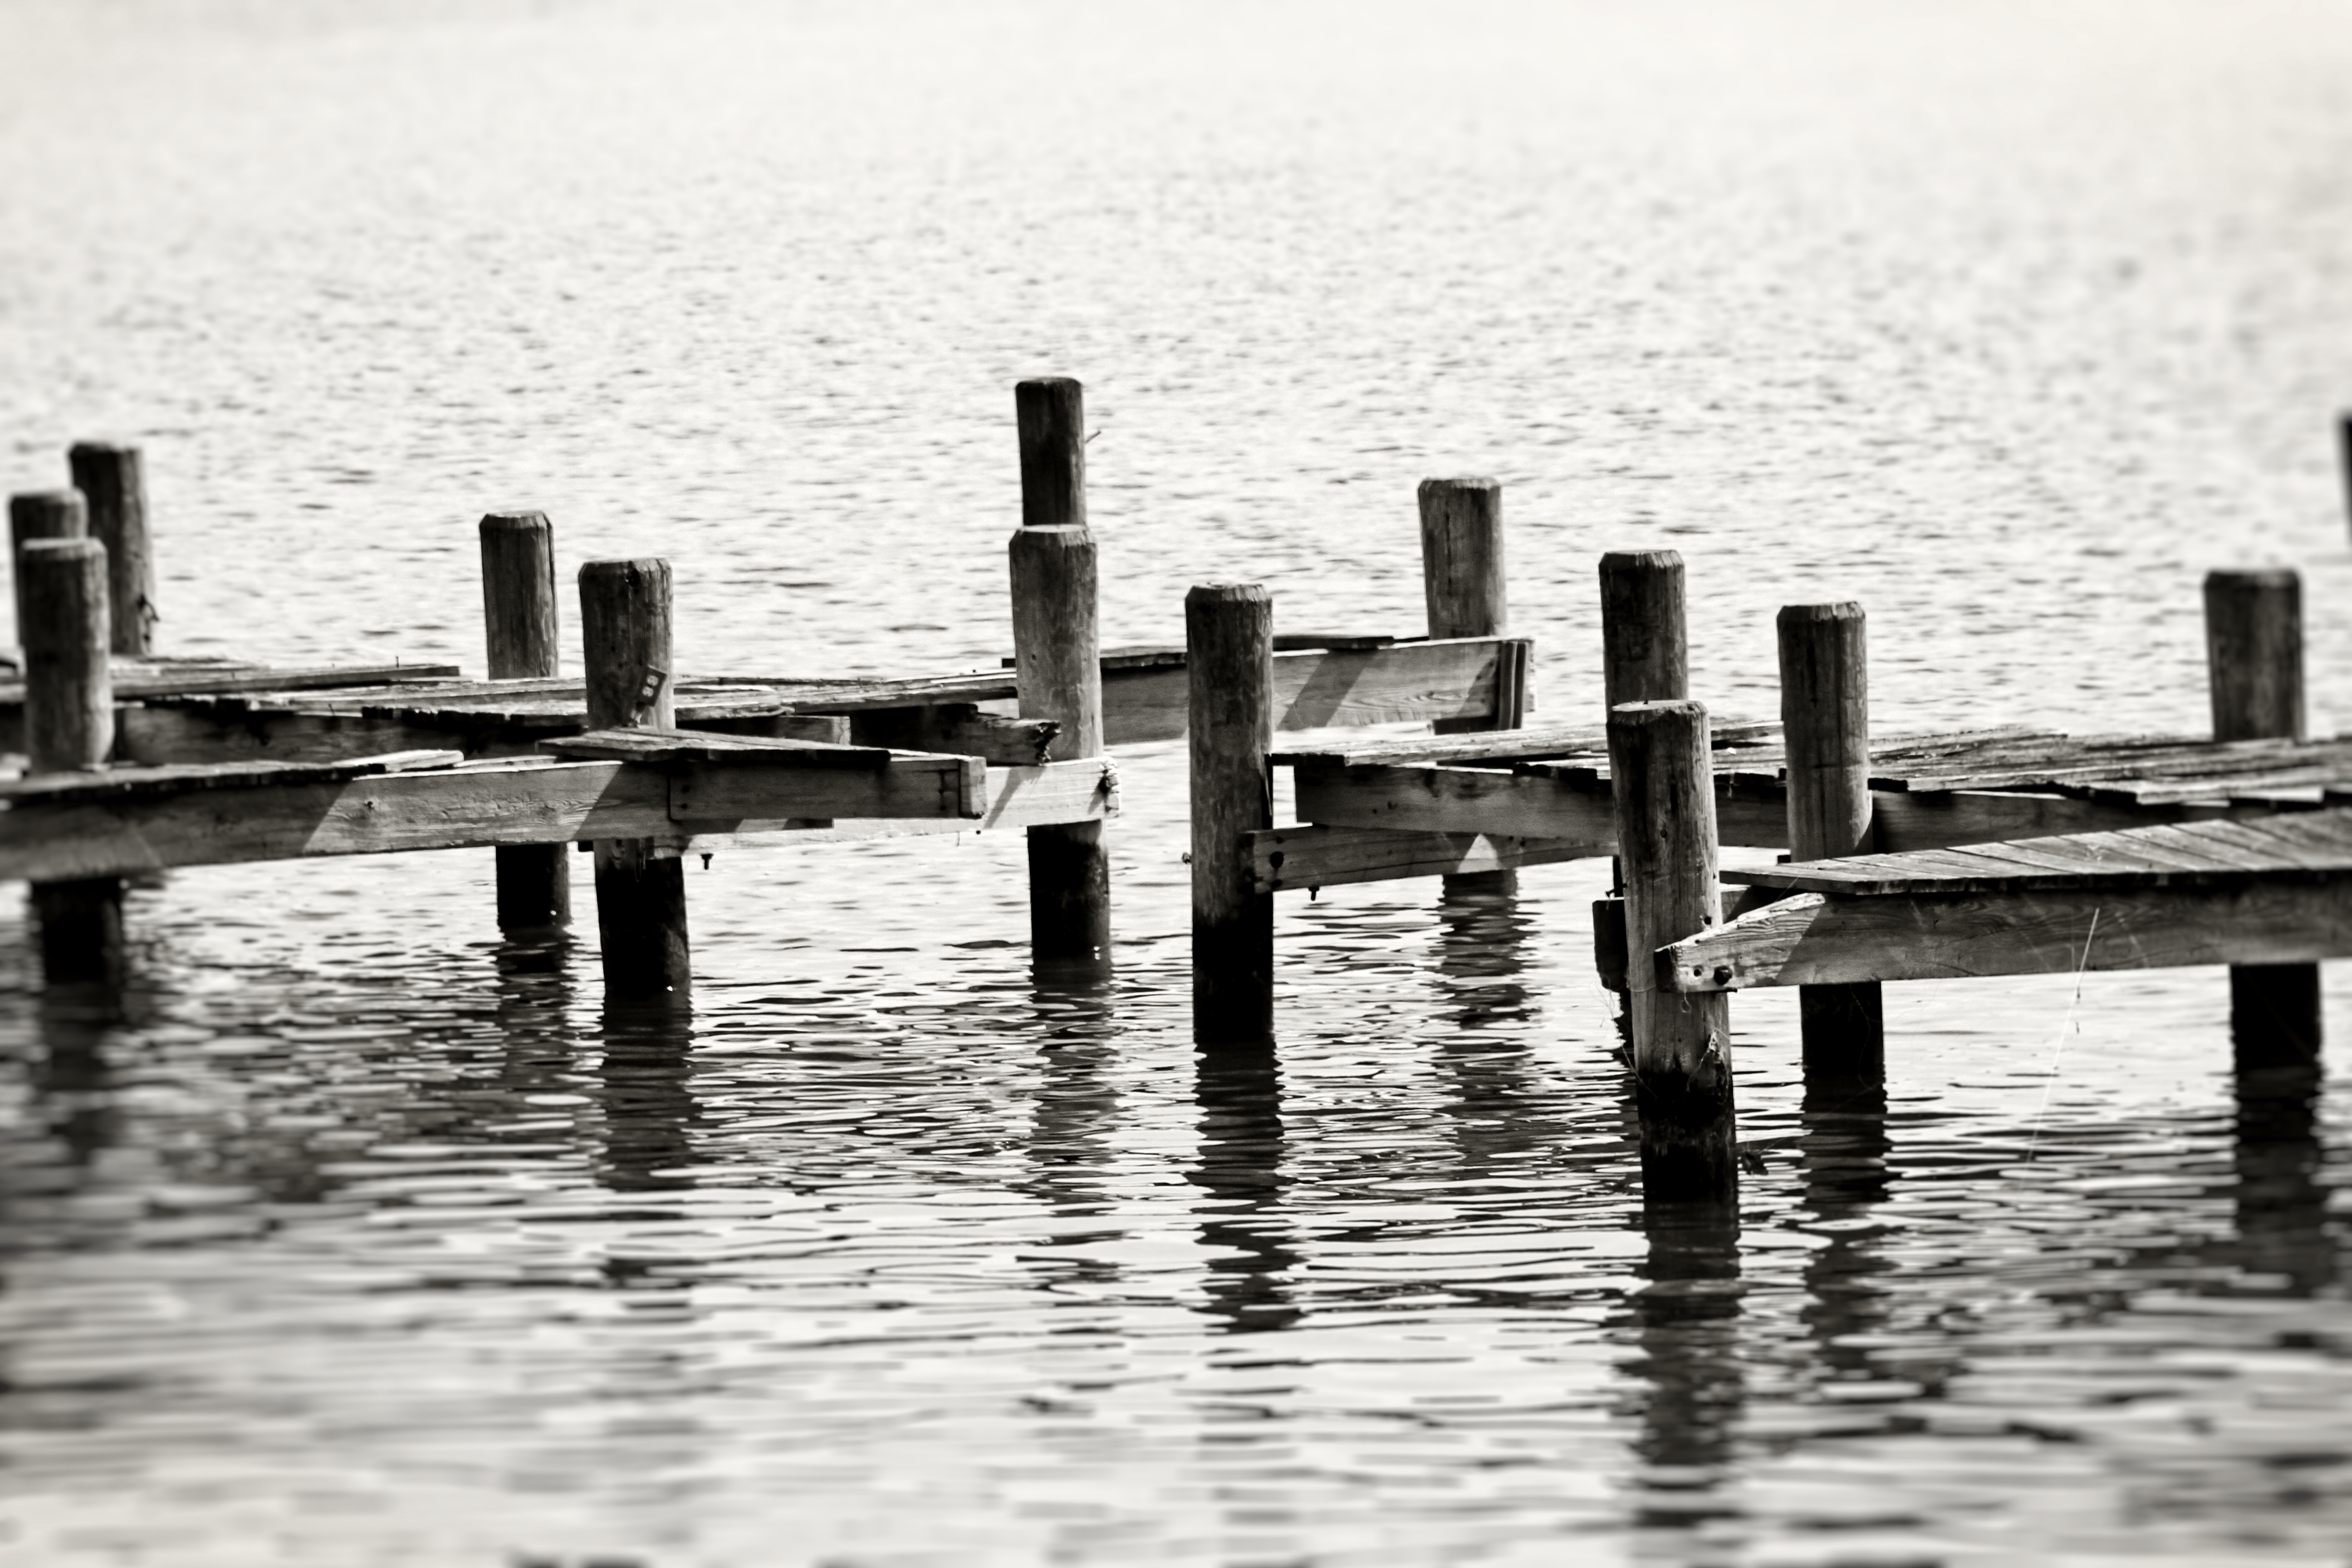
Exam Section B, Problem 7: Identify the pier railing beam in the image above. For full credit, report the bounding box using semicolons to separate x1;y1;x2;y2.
10;490;88;652
1012;377;1112;969
1190;583;1274;1046
67;444;155;658
1609;698;1735;1203
2205;568;2317;1065
20;537;122;988
1778;602;1884;1080
1420;476;1519;895
482;511;570;933
581;558;688;1001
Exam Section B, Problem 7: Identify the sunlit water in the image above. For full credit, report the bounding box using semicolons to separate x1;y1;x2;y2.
5;1;2352;1562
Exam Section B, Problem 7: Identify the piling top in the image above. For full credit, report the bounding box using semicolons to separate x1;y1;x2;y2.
1777;601;1865;627
10;489;86;524
1419;475;1499;496
1608;696;1707;728
1186;582;1270;607
2205;567;2300;592
66;441;139;460
481;509;551;533
1600;548;1683;572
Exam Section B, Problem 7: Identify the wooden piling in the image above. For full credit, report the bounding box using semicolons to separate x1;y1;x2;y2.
1778;602;1884;1079
2205;568;2317;1062
1420;476;1520;893
1012;377;1111;966
1607;698;1736;1202
10;490;88;652
66;444;154;657
20;538;122;986
1190;583;1275;1046
580;558;687;1000
1598;549;1688;713
482;511;570;932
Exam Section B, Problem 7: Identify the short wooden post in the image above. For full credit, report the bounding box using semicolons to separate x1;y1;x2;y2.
482;511;570;932
10;490;87;651
2205;568;2318;1063
1421;476;1520;896
66;444;155;657
1778;602;1884;1079
1011;377;1111;967
580;558;688;1001
20;538;123;987
1190;583;1274;1046
1598;549;1688;713
1608;699;1736;1202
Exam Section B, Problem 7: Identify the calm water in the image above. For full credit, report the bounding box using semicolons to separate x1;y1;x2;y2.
6;1;2352;1562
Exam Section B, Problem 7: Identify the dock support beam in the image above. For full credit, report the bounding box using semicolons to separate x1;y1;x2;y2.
581;558;688;1001
20;537;122;988
2205;568;2317;1064
482;511;571;932
1609;698;1735;1202
1191;583;1274;1046
1012;377;1112;969
1778;603;1883;1080
67;444;154;657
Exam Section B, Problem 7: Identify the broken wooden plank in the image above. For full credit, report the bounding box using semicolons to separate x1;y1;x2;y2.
1245;823;1599;894
1870;789;2228;853
0;662;463;707
1661;879;2352;991
846;704;1060;765
0;749;463;808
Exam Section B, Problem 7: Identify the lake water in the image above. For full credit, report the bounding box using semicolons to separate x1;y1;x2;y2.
5;1;2352;1562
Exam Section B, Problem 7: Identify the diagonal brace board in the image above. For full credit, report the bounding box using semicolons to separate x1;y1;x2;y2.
1247;823;1601;893
1661;880;2352;991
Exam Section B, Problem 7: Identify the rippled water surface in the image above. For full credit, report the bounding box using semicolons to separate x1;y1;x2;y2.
7;1;2352;1562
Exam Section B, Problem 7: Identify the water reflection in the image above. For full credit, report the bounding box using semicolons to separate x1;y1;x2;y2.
29;989;122;1169
1430;878;1549;1170
493;933;580;1099
1622;1198;1745;1529
1798;1075;1897;1387
597;999;700;1194
1024;969;1123;1293
2233;1059;2335;1296
1191;1044;1299;1333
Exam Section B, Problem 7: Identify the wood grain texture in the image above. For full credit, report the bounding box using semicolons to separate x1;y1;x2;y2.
1015;377;1085;531
1247;823;1598;894
1776;600;1880;1077
20;539;112;773
1104;636;1522;745
1189;583;1274;1044
480;511;560;681
1598;550;1686;714
1608;697;1735;1200
543;725;898;769
1291;761;1788;847
848;705;1057;765
1420;477;1514;739
9;489;87;651
2205;569;2303;743
68;445;154;657
578;556;684;998
1664;879;2352;990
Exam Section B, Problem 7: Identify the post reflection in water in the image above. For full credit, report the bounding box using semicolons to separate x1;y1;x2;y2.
1798;1073;1896;1387
2232;1058;2336;1295
1622;1196;1745;1529
596;996;701;1196
492;931;580;1102
1190;1044;1299;1334
1023;967;1123;1292
1429;877;1548;1168
31;986;124;1169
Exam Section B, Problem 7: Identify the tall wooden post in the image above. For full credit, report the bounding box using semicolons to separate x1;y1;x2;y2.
482;511;570;932
20;538;122;987
1594;549;1690;1004
66;444;154;657
1608;698;1735;1202
2205;568;2317;1063
1190;583;1274;1046
1778;602;1883;1079
1012;377;1111;967
1420;476;1520;896
2339;414;2352;541
580;558;688;1001
10;490;87;651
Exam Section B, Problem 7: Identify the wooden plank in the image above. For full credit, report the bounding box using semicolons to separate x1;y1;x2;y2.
0;662;463;707
847;704;1060;766
759;759;1120;842
1871;790;2221;854
0;749;463;807
1107;636;1527;745
1245;824;1599;894
1661;880;2352;991
541;725;897;769
668;752;985;822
